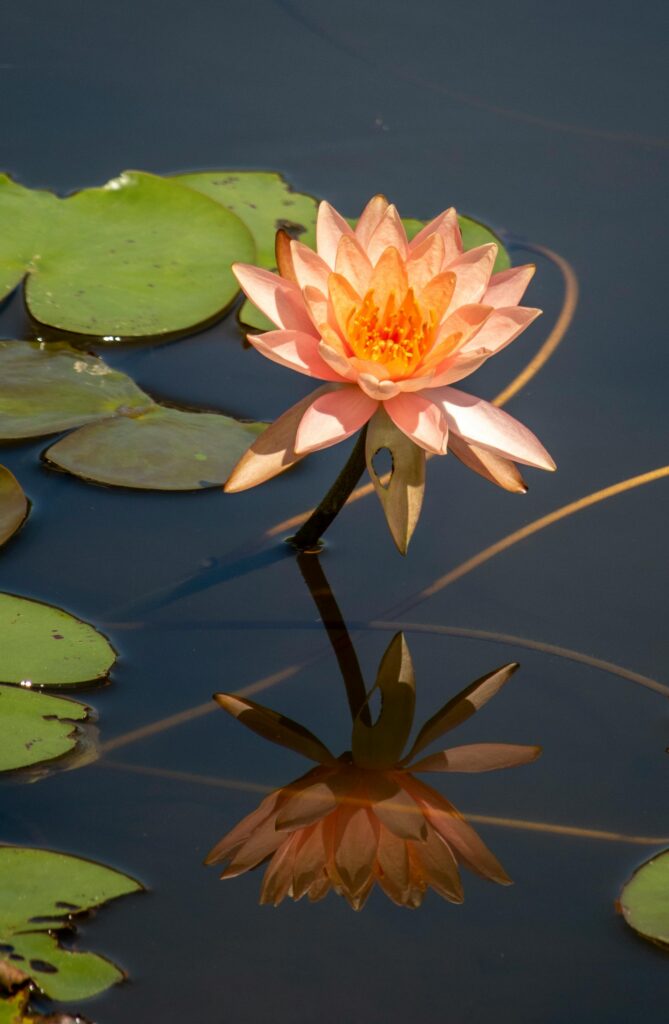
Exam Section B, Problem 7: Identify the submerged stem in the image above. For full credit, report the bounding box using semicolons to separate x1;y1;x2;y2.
288;427;368;551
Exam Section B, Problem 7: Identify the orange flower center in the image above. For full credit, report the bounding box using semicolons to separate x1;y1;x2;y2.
346;288;432;375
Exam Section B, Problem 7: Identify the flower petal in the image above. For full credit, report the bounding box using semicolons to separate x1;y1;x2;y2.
372;784;428;841
409;208;462;264
448;433;528;493
318;339;357;381
403;776;512;884
316;200;354;268
418;271;456;324
205;790;281;866
219;815;286;878
357;373;401;400
483;264;536;308
334;807;379;896
335;234;373;295
459;307;542;356
410;743;542;773
435;387;556;470
295;386;377;454
446;244;497;307
404;663;520;761
369;246;408;309
275;782;339;831
406;232;446;293
213;693;336;764
328;272;362;337
248;330;346;381
375;826;411;905
355;194;389;249
292;822;328;899
421;304;491;371
384;392;449;454
232;263;314;333
275;229;297;284
290;240;331;292
224;385;336;492
411;827;464;902
260;833;300;905
366;204;409;264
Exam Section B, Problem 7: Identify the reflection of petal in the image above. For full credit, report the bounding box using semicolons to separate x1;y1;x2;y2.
213;694;335;764
410;743;542;773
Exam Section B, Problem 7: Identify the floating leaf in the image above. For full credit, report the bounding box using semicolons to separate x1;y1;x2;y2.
0;988;88;1024
0;171;255;339
0;341;150;440
365;406;425;555
352;633;416;770
46;406;265;490
176;171;319;335
0;468;28;548
0;594;115;687
620;849;669;951
174;170;317;269
0;341;265;490
0;847;142;1001
0;686;90;773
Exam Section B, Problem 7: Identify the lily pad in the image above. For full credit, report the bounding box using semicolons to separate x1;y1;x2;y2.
0;594;115;687
0;847;142;1001
0;171;255;339
0;341;150;440
46;405;265;490
174;170;317;269
0;686;90;773
0;341;265;490
0;988;88;1024
620;849;669;950
175;171;318;335
0;468;28;548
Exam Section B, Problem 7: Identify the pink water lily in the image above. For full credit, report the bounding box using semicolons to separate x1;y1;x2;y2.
226;196;555;494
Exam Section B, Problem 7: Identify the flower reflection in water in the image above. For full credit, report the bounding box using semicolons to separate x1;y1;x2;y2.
207;628;540;909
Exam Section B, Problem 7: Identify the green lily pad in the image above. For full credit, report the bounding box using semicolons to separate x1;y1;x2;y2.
0;988;86;1023
0;686;90;773
0;846;142;1001
0;340;265;490
0;468;28;548
174;170;317;269
620;849;669;950
458;214;511;273
46;405;265;490
0;341;150;440
175;171;318;335
0;594;115;687
0;171;255;339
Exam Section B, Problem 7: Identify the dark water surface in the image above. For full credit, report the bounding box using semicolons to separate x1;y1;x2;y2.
2;1;668;1021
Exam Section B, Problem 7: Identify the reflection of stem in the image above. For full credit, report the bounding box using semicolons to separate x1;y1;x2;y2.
297;553;371;725
289;428;368;551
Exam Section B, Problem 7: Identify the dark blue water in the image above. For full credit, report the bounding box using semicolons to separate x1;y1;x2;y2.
2;1;668;1021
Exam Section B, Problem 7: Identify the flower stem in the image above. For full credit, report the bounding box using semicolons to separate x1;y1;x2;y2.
288;427;368;551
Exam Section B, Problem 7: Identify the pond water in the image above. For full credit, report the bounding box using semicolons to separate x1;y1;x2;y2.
2;0;668;1021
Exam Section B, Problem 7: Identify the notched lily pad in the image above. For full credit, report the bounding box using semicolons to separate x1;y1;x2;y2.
0;171;255;339
620;849;669;951
0;847;142;1001
0;594;116;687
0;341;150;439
0;686;92;773
0;468;28;548
174;170;319;335
46;406;265;491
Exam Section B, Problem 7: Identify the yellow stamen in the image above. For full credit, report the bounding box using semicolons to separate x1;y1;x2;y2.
346;287;433;376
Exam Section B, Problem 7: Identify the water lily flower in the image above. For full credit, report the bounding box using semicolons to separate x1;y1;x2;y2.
207;639;540;909
226;197;555;504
